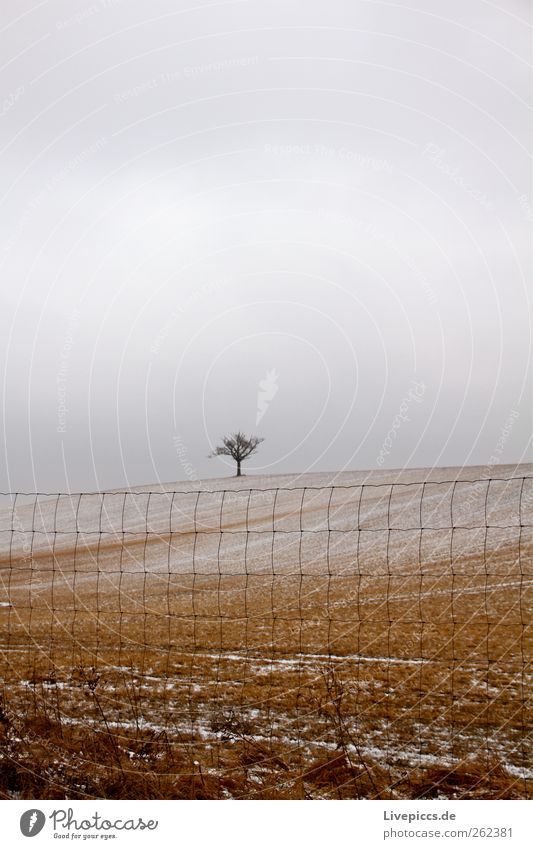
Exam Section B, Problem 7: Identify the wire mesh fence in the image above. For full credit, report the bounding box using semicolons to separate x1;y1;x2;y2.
0;475;532;799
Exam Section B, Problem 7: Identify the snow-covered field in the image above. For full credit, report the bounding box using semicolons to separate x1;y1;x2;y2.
2;463;531;573
0;464;531;798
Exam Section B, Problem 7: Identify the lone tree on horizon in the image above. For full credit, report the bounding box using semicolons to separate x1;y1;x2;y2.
210;431;264;477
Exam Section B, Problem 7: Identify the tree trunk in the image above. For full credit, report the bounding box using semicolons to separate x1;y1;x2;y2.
236;459;241;476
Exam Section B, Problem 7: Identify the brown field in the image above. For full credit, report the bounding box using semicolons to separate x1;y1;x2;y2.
0;465;532;799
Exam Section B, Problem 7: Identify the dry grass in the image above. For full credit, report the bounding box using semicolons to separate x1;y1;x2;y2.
0;474;531;799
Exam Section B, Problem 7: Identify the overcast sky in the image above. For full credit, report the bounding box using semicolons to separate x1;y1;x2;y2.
0;0;531;491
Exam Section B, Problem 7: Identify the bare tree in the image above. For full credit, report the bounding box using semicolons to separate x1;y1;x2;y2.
209;431;264;477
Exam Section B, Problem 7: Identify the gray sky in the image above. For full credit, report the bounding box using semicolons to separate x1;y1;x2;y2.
0;0;531;491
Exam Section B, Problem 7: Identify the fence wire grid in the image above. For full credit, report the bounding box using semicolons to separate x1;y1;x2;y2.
0;474;532;800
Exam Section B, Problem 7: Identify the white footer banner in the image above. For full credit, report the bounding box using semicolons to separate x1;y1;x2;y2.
2;800;532;848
